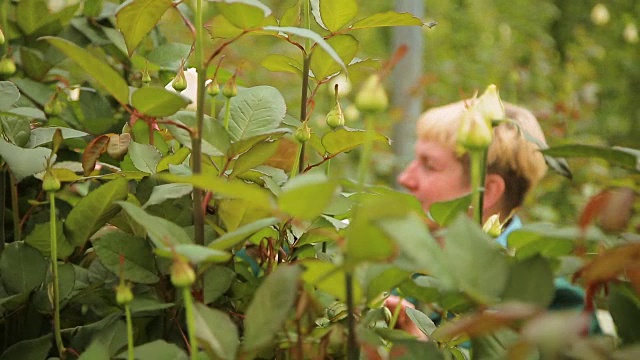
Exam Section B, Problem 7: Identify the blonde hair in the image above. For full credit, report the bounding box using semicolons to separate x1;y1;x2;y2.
416;100;548;212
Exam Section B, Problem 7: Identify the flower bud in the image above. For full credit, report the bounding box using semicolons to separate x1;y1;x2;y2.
42;170;61;192
624;23;638;44
44;98;65;116
141;70;151;84
207;79;220;97
0;28;5;45
170;258;196;288
591;4;610;26
482;214;503;237
326;103;344;129
457;108;492;151
355;74;388;113
171;69;187;92
222;76;237;98
475;84;505;124
295;123;311;143
0;57;16;76
115;283;134;305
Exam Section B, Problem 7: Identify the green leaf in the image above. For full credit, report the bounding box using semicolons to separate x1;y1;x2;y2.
263;26;347;74
131;87;191;117
230;140;279;177
16;0;50;34
206;15;244;39
501;256;555;307
128;296;174;314
321;127;389;155
0;334;52;360
302;259;363;302
214;0;271;29
0;242;48;294
1;116;31;147
406;307;437;336
318;0;357;32
508;223;605;259
350;11;425;30
64;178;129;247
119;340;188;360
442;215;509;304
227;86;287;141
204;266;236;304
117;201;193;248
166;111;229;155
143;183;193;208
377;212;447;275
429;194;472;227
146;43;191;70
78;340;110;360
24;220;75;259
194;303;239;360
310;34;358;80
155;244;231;265
260;54;302;74
609;283;640;345
20;47;52;80
243;264;301;352
128;141;162;174
364;265;411;302
278;172;338;220
0;138;52;182
389;340;445;359
209;217;279;250
4;107;46;121
156;173;273;209
93;231;159;284
0;81;20;111
542;145;640;172
43;37;129;105
26;127;88;148
115;0;173;56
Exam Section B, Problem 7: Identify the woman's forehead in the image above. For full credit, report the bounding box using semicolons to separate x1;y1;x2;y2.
415;140;457;160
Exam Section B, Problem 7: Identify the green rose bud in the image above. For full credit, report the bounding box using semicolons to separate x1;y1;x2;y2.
326;103;345;129
222;76;237;98
457;108;492;151
170;258;196;288
0;57;16;76
115;283;134;305
482;214;503;237
44;99;65;116
42;170;61;192
172;69;187;92
141;70;151;84
207;79;220;97
355;74;388;113
294;123;311;143
476;84;505;124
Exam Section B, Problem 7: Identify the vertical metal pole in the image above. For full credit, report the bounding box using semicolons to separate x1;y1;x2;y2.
391;0;425;182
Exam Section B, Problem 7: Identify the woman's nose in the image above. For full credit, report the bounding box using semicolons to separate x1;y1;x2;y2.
397;162;417;190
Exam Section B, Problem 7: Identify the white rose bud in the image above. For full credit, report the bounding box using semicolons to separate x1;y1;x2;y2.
591;4;610;26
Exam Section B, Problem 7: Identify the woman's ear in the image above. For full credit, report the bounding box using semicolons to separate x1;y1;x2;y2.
483;174;506;214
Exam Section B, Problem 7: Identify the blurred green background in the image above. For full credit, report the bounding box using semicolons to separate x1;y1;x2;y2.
240;0;639;225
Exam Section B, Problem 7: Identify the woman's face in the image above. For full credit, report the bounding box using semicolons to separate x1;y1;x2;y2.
397;139;471;214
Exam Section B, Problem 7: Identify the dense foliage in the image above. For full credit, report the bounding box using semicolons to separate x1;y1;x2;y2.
0;0;638;359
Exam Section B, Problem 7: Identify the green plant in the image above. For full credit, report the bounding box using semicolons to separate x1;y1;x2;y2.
0;1;639;360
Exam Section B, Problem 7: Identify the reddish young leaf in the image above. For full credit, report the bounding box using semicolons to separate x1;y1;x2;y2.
574;243;640;285
598;187;635;232
431;302;540;341
82;134;110;176
578;190;612;231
